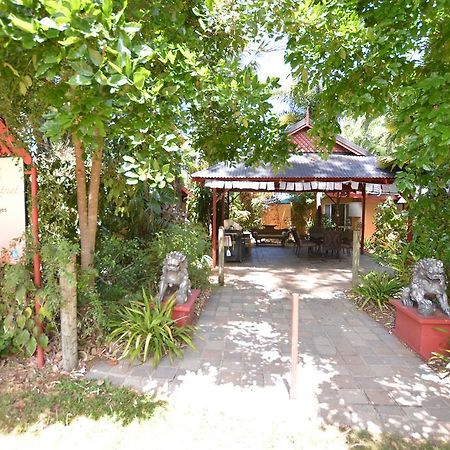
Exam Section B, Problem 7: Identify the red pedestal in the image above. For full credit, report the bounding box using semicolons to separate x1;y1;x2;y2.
390;299;450;360
171;289;200;326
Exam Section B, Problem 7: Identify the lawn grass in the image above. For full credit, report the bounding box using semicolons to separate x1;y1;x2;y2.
0;376;162;432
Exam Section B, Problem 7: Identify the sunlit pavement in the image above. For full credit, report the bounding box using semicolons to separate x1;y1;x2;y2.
89;246;450;440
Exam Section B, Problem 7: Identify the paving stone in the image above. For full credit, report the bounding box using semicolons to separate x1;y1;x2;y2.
402;406;450;422
179;358;202;371
130;364;154;378
375;405;406;417
365;389;397;405
316;346;337;356
153;365;178;379
329;374;356;389
217;370;242;385
338;388;370;405
354;376;389;390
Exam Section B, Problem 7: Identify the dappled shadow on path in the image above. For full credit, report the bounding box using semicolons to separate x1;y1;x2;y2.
89;246;450;441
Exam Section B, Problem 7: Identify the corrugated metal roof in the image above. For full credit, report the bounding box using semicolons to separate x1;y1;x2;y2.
192;154;395;182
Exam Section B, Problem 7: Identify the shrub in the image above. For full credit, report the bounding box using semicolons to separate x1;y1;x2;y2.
0;263;44;357
353;271;403;310
148;222;211;289
96;235;157;303
109;290;196;366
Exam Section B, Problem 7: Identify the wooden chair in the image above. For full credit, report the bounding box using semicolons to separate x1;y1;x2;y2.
321;230;342;257
291;227;301;256
291;227;316;256
341;229;353;255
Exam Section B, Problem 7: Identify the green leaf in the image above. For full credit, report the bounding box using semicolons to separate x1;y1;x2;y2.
123;22;141;35
102;0;112;17
10;14;37;34
88;48;103;66
19;81;27;96
4;62;20;77
133;67;150;90
37;334;49;349
71;61;94;77
40;17;60;30
15;285;27;303
58;36;80;47
16;314;26;329
4;314;16;333
67;74;92;86
25;336;37;356
24;307;33;319
14;329;30;347
108;60;122;74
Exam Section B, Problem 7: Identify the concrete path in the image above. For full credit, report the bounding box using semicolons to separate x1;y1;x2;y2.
88;246;450;441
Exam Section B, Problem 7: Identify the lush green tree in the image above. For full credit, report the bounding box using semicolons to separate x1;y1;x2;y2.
339;116;396;156
0;0;291;271
272;0;449;263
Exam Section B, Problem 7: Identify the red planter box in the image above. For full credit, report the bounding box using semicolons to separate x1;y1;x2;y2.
171;289;200;326
390;299;450;360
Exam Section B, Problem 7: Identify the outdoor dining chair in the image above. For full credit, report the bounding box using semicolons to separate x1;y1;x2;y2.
321;229;342;258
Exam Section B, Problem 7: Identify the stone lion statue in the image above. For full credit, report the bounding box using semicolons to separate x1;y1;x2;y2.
157;251;191;305
401;258;449;316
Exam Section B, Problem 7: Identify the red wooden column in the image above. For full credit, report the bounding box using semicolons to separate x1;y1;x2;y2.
30;166;44;368
212;188;217;267
360;183;366;254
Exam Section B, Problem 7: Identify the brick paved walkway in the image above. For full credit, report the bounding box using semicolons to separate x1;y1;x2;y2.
88;246;450;440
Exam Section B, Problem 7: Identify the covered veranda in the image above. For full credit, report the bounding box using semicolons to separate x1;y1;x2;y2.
191;152;396;266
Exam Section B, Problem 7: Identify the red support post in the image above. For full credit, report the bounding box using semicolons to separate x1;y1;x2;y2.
212;188;217;268
30;166;44;368
360;183;366;254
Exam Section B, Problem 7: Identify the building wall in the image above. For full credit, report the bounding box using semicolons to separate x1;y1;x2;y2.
261;204;291;229
261;196;389;238
321;195;389;240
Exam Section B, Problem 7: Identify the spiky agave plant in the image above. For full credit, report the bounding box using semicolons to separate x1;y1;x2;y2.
109;290;196;366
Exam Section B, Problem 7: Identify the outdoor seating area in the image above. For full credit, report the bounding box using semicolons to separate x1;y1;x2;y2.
251;225;290;246
291;227;354;258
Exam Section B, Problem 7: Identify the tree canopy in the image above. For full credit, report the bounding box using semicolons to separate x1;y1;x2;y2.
0;0;291;268
271;0;449;262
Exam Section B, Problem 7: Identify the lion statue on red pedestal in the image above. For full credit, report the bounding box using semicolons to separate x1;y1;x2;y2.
401;258;449;316
157;251;191;305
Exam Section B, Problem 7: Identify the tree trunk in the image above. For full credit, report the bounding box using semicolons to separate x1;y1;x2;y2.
72;134;102;270
60;254;78;371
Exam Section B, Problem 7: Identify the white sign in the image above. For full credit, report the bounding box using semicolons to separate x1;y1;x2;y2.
0;157;26;262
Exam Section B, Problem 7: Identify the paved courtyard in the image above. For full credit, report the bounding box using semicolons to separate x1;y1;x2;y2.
88;246;450;441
